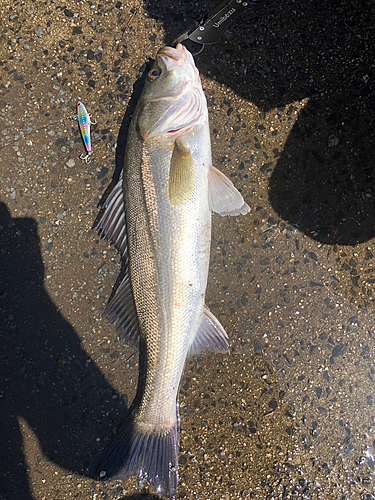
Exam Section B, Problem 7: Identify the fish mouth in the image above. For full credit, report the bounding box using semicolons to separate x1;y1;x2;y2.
157;44;187;70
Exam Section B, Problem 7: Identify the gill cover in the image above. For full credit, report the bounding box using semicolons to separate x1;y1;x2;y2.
137;44;206;141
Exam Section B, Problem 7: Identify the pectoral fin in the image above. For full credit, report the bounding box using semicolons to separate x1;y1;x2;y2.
208;165;250;216
168;138;195;206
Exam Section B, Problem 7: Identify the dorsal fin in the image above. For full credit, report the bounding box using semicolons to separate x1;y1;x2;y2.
95;175;128;255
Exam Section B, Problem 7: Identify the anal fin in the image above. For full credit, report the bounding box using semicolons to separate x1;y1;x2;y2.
188;306;229;357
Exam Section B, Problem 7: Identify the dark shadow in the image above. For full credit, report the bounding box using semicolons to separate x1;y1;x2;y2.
95;64;149;215
89;67;155;487
114;65;150;177
268;95;375;245
94;66;149;300
145;0;375;244
146;0;374;108
0;203;127;499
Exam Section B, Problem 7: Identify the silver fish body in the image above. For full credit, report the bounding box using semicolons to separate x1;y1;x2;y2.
90;44;249;498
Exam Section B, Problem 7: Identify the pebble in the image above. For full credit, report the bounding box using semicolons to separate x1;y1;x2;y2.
35;26;44;37
66;159;76;168
328;134;339;147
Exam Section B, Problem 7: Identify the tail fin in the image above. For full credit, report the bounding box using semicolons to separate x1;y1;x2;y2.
89;415;179;498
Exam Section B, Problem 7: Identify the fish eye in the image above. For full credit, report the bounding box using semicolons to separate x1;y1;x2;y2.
148;69;160;81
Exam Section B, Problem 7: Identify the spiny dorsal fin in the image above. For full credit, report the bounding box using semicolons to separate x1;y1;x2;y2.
188;306;229;357
208;165;250;216
95;175;128;255
168;138;195;206
105;267;140;347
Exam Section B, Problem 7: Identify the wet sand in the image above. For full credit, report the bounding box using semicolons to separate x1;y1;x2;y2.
1;0;375;498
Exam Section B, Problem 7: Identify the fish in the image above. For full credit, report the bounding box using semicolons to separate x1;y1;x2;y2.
70;101;96;163
90;43;250;498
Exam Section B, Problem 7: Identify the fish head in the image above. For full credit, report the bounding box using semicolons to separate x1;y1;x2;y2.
137;44;206;141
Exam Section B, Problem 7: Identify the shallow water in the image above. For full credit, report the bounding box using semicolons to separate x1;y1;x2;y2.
1;0;374;498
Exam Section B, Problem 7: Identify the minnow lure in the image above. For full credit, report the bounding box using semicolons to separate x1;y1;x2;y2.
70;101;96;163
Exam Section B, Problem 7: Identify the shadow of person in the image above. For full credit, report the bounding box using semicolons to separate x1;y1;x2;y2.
268;92;375;245
0;203;127;499
145;0;375;245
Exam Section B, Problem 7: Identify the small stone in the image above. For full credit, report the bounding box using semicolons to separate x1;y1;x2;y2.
35;26;44;37
328;134;339;147
332;343;345;358
66;159;76;168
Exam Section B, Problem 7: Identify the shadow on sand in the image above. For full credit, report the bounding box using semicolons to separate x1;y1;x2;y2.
0;67;152;500
0;203;127;499
146;0;375;245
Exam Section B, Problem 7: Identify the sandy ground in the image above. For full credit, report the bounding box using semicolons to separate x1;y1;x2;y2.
1;0;375;498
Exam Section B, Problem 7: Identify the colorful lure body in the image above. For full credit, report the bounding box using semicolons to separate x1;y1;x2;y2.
71;101;96;163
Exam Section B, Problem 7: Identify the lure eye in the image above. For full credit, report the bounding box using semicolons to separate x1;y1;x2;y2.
148;69;160;81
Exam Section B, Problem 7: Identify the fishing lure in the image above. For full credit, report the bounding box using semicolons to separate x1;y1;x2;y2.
70;101;96;163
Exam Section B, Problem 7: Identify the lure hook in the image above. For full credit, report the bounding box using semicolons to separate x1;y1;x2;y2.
79;152;92;164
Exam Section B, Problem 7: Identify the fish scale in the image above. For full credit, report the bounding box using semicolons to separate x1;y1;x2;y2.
126;127;210;427
90;44;250;498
